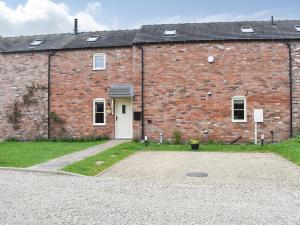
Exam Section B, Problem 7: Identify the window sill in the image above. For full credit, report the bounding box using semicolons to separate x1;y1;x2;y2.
93;124;106;126
93;68;106;71
232;120;247;123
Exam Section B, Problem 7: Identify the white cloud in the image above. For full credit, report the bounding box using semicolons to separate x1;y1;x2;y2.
0;0;108;37
85;2;102;16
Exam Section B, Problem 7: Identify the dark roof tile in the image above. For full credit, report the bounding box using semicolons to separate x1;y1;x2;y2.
133;20;300;44
1;20;300;53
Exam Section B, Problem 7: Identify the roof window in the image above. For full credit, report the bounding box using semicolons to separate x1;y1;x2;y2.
164;30;177;37
294;25;300;32
241;26;254;33
30;39;43;46
86;35;100;42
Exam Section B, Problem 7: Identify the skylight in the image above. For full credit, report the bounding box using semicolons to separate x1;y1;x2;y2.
241;26;254;33
294;25;300;32
86;35;100;42
30;39;43;46
164;30;177;37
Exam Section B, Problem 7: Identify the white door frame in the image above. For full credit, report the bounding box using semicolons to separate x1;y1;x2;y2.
114;98;133;139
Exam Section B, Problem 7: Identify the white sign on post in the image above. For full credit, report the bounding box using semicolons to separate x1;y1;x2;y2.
254;109;264;123
254;109;264;144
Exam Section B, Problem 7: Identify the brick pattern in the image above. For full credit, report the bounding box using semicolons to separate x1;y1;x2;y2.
140;42;290;143
0;41;298;143
291;42;300;136
0;53;49;140
50;47;142;139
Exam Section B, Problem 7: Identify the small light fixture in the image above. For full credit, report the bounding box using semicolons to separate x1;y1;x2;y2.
144;135;148;147
208;92;212;96
204;130;208;134
208;56;215;63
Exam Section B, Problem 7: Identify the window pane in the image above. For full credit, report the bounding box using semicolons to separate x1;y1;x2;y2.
122;105;126;114
234;110;245;120
94;55;105;69
95;102;104;113
95;60;104;69
234;100;244;110
95;113;104;124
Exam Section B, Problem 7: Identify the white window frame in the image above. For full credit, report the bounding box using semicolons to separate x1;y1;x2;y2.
294;25;300;32
93;98;106;126
232;96;247;123
93;53;106;71
241;26;254;33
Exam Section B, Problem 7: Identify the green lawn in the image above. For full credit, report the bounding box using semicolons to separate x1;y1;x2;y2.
0;141;105;168
63;142;141;176
62;138;300;176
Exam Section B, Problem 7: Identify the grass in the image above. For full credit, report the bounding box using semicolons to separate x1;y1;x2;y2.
0;141;105;168
62;138;300;176
63;142;141;176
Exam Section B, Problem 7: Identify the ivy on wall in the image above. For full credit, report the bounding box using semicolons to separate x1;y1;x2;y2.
5;81;47;132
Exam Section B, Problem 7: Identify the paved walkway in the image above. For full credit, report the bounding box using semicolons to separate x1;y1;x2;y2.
29;140;129;171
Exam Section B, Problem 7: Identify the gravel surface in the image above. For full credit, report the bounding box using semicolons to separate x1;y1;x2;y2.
1;152;300;225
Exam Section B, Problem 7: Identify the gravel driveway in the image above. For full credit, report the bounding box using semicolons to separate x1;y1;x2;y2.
1;152;300;225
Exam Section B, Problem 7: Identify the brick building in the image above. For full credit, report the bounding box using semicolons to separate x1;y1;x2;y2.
1;19;300;143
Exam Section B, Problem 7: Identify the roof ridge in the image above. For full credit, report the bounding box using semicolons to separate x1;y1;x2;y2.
2;29;139;39
141;19;300;27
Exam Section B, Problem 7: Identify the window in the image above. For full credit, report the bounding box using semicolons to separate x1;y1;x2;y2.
93;99;106;125
294;25;300;32
232;96;247;122
164;30;177;37
86;35;99;42
30;39;43;46
241;26;254;33
93;53;106;70
122;105;126;114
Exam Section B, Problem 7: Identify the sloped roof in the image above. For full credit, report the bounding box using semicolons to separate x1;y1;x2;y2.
62;30;138;49
3;33;73;53
133;20;300;44
1;20;300;53
108;84;134;98
1;30;138;53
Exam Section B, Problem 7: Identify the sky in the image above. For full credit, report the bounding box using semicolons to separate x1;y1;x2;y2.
1;0;300;37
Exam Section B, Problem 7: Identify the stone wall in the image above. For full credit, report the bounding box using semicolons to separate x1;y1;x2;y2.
0;52;49;140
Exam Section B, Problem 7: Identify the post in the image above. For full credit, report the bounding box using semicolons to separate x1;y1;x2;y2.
254;122;258;145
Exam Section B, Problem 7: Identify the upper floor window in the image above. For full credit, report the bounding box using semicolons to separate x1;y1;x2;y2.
164;30;177;37
30;39;43;46
241;26;254;33
86;35;100;42
93;53;106;70
294;25;300;32
232;96;247;122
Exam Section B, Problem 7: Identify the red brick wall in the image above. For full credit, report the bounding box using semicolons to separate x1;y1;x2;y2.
50;47;142;139
291;42;300;136
0;53;49;140
1;41;293;142
139;42;291;143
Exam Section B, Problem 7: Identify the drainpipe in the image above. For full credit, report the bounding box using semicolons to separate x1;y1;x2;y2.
48;51;55;139
286;42;293;138
137;46;145;140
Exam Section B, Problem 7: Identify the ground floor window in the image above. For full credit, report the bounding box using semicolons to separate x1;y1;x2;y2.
93;98;106;125
232;96;247;122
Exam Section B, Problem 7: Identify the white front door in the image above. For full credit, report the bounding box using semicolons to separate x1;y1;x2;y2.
115;99;133;139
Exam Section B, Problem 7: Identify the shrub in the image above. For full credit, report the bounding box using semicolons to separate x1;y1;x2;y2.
173;131;182;145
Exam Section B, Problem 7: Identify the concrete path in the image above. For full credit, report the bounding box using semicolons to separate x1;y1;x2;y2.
29;140;129;171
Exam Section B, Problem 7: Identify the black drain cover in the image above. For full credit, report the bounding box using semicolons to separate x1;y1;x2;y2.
187;172;208;178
